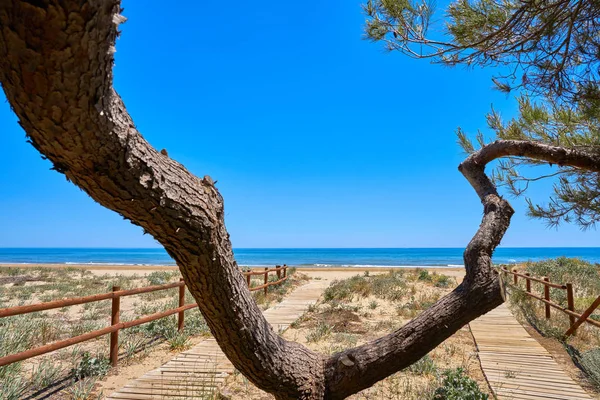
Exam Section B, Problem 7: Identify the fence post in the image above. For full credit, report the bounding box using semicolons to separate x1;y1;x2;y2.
283;264;287;278
543;277;551;319
276;265;281;280
513;269;518;285
246;273;251;288
178;278;185;332
110;286;121;367
525;273;531;293
264;267;269;296
566;295;600;337
566;283;576;335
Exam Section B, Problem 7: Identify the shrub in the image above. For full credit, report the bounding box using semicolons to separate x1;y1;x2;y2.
418;269;432;282
434;274;453;288
0;376;27;400
525;257;600;299
64;378;98;400
167;332;191;351
573;347;600;390
324;271;408;303
407;354;437;376
31;359;63;389
433;368;488;400
146;271;180;286
306;322;332;343
71;352;110;380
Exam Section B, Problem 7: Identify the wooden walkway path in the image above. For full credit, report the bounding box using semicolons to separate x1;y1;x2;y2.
106;279;330;400
470;303;593;400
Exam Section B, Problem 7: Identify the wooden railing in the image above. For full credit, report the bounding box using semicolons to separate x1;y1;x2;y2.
0;265;289;368
500;266;600;336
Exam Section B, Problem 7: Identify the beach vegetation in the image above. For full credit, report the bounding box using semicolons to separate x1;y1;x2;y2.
508;258;600;390
71;352;110;380
433;368;488;400
167;332;192;351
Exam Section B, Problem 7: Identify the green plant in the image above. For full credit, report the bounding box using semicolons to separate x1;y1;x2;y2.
417;269;432;282
368;300;378;310
0;375;27;400
31;359;63;389
121;334;147;359
146;271;180;286
71;352;110;380
167;332;191;351
433;368;488;400
573;347;600;390
407;354;438;376
306;322;332;343
64;378;98;400
434;274;453;288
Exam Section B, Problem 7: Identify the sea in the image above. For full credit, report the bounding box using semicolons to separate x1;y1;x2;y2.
0;248;599;268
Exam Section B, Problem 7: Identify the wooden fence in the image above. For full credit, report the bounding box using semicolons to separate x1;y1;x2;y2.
0;265;288;368
500;266;600;336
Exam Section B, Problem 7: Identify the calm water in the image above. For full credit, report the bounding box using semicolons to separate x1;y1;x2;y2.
0;248;599;267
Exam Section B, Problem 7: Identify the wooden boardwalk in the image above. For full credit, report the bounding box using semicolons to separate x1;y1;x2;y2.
107;279;330;399
470;303;593;400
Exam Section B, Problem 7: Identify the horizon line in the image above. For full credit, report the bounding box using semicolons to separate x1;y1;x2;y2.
1;246;600;250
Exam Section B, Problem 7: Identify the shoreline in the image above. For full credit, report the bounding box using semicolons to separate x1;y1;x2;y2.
0;262;466;271
0;263;467;279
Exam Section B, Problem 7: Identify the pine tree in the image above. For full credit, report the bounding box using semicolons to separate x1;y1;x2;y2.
365;0;600;228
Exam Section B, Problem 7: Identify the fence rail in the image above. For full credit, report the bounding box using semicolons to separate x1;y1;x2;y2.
500;266;600;337
0;265;289;368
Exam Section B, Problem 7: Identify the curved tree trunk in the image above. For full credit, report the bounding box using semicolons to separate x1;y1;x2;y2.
1;2;599;399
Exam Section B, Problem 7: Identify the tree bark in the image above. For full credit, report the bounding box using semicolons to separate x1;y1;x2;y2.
1;2;598;399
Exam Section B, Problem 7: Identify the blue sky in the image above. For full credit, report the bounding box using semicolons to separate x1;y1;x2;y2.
0;0;597;248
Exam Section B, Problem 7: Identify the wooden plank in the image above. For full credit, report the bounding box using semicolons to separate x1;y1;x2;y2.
470;303;593;400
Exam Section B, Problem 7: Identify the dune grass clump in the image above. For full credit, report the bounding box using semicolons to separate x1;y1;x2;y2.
323;271;409;303
407;354;438;376
575;348;600;389
306;321;333;343
433;368;488;400
71;352;110;380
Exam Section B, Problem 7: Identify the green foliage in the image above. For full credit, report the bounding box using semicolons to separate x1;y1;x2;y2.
306;321;333;343
525;257;600;300
407;354;437;375
418;269;432;282
574;348;600;390
71;352;110;380
30;359;63;390
323;271;408;303
433;368;488;400
365;0;600;229
0;377;27;400
64;378;99;400
146;270;180;286
167;332;191;351
434;274;452;288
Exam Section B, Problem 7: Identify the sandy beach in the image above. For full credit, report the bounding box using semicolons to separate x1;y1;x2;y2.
0;263;466;280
